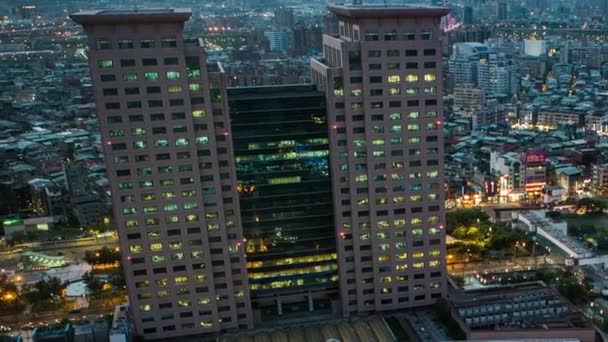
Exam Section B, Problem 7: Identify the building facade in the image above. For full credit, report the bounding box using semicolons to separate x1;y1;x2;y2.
71;9;253;339
228;84;338;320
311;5;448;316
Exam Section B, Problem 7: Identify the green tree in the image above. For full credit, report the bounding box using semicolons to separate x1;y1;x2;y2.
82;272;103;294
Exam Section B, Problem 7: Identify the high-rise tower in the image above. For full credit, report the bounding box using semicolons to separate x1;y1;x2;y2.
70;9;253;340
311;5;449;316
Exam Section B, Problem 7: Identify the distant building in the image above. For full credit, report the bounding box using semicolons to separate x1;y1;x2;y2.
463;6;474;25
592;163;608;195
454;83;485;116
32;323;74;342
524;39;547;57
264;30;294;53
73;319;109;342
273;7;294;28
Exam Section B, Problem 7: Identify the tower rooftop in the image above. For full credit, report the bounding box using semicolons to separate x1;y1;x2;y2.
70;8;191;25
328;4;449;18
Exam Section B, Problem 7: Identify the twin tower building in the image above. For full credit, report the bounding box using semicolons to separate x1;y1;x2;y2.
71;5;448;340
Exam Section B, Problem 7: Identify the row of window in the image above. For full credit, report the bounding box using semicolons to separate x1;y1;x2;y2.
96;37;177;50
124;210;235;230
99;69;201;82
340;86;437;97
334;99;438;112
362;30;433;41
367;49;436;58
106;110;207;124
98;57;180;68
105;97;206;110
103;84;202;97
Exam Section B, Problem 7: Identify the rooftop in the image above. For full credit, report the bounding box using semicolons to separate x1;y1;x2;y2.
328;4;449;18
70;8;191;25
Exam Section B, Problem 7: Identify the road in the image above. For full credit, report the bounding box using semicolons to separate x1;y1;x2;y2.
448;254;565;276
0;235;119;266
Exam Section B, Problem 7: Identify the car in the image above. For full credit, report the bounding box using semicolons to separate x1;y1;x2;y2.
69;309;82;314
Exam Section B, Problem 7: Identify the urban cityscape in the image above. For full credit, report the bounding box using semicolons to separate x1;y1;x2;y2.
0;0;607;341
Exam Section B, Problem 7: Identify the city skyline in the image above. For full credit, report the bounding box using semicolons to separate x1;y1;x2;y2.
1;0;608;341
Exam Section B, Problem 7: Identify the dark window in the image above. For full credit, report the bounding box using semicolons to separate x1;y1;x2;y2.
118;40;134;49
164;57;179;65
424;61;436;69
127;101;142;109
105;102;120;110
405;49;418;56
140;40;155;48
147;86;161;94
120;59;136;67
161;37;177;48
151;113;164;121
100;74;116;82
142;58;157;66
170;99;184;107
125;87;140;95
103;88;118;96
406;62;419;69
148;100;163;108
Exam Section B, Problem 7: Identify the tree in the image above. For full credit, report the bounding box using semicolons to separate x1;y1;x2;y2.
446;209;490;233
82;272;103;294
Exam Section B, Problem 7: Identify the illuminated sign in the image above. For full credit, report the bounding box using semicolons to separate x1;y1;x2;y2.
2;218;23;226
525;151;546;164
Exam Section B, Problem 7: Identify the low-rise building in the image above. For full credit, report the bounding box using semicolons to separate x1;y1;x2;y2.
450;282;596;342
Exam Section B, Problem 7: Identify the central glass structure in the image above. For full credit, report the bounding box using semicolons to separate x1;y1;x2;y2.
228;85;337;319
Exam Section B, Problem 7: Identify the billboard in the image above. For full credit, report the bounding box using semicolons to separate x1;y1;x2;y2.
525;151;546;164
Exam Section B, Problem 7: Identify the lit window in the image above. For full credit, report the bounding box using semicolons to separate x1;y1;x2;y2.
387;75;400;83
166;71;181;80
131;128;146;136
123;208;136;215
389;88;401;96
424;74;436;81
192;110;205;118
123;73;138;81
130;245;143;253
109;129;124;137
426;111;437;118
405;74;418;82
411;218;423;225
164;204;178;212
407;124;420;131
150;243;163;251
98;59;113;68
389;113;401;120
189;84;201;92
351;89;362;96
168;85;182;93
175;138;189;146
175;276;188;284
427;170;439;178
413;251;424;258
405;87;418;95
424;86;437;94
144;72;159;81
139;304;152;312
